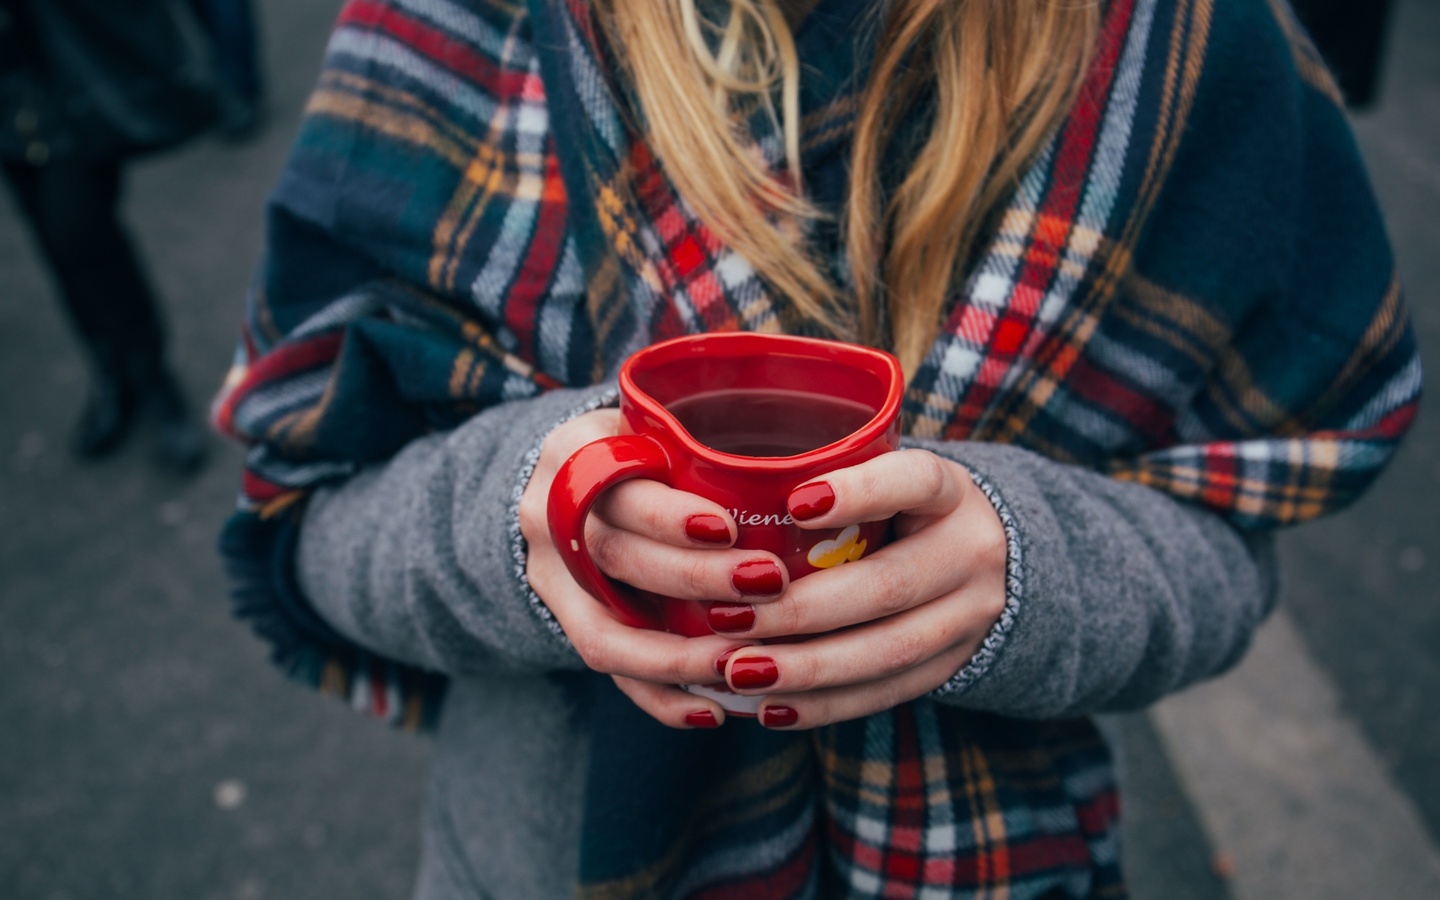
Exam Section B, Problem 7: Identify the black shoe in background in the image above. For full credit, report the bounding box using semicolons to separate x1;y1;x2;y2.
70;354;207;475
72;364;138;458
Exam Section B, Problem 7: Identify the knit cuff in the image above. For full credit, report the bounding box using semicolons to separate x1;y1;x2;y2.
507;386;622;644
927;469;1023;701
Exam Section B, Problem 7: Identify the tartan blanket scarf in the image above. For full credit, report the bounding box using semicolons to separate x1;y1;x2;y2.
213;0;1419;896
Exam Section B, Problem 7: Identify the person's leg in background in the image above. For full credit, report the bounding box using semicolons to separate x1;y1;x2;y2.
1;156;206;473
187;0;265;139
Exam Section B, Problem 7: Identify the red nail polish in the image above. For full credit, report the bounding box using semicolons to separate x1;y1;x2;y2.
731;559;784;596
714;647;743;676
685;514;731;544
729;656;779;690
788;482;835;521
685;710;720;729
708;603;756;633
761;706;799;728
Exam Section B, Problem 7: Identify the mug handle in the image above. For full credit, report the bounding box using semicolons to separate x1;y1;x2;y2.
546;434;672;630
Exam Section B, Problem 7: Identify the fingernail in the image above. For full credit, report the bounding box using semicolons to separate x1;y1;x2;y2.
729;656;779;690
685;514;730;544
761;706;799;728
685;710;720;729
731;559;784;596
788;482;835;521
714;647;743;676
708;603;756;633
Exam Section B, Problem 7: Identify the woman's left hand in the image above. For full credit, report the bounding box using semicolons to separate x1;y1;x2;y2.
714;449;1010;729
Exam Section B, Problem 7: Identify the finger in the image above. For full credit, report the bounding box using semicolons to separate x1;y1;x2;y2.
591;479;736;548
526;539;744;686
612;675;726;730
530;411;622;497
519;409;622;549
586;517;787;603
753;648;973;730
538;409;622;472
786;450;965;529
736;507;1003;638
720;582;1004;696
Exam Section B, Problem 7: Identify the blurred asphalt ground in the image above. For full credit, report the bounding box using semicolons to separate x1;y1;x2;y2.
0;2;1436;898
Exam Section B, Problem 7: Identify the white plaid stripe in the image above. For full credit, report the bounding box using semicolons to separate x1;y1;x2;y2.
393;0;517;61
232;368;332;434
290;291;388;340
327;28;501;126
555;10;627;158
534;240;585;384
1347;355;1423;429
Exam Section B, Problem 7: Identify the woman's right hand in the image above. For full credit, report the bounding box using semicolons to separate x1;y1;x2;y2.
516;409;783;729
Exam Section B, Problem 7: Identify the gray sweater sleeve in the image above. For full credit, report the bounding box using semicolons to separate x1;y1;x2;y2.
917;438;1280;719
294;384;617;676
297;392;1277;715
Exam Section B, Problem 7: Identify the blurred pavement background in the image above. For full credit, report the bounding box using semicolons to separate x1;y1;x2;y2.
0;1;1436;897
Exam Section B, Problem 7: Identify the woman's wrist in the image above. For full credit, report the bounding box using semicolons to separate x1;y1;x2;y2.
509;386;621;642
927;469;1024;700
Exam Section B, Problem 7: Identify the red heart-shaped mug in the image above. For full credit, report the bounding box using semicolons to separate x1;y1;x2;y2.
547;333;903;713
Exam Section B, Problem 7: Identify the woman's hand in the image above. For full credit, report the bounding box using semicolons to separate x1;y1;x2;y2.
518;409;776;729
712;449;1009;729
520;415;1008;731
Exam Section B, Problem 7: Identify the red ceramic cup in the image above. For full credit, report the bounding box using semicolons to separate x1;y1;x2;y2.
547;333;903;713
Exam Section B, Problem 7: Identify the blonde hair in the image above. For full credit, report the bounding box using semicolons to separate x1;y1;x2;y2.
595;0;1099;374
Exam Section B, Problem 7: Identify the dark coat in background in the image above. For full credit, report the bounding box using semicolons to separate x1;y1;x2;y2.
1289;0;1395;108
0;0;217;163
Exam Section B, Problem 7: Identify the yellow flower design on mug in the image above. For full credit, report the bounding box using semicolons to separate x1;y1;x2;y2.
807;524;868;569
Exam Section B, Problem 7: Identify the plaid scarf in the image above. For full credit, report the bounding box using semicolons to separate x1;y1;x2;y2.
213;0;1419;896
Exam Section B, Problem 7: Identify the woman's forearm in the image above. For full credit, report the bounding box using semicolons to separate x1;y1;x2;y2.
295;384;617;676
920;439;1280;719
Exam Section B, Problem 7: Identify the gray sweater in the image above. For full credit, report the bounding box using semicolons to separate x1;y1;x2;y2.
296;384;1278;898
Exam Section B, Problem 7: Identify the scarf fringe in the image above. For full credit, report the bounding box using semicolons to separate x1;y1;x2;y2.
218;508;449;732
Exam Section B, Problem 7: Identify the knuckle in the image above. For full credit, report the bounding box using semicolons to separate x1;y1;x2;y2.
789;651;823;692
517;492;546;540
588;528;626;577
853;465;885;510
534;440;560;472
977;583;1009;624
865;560;913;614
978;522;1009;572
682;556;712;600
538;427;574;470
660;646;694;686
776;597;806;636
881;630;929;674
917;452;948;498
572;631;615;674
643;497;675;538
593;480;639;522
540;414;607;467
